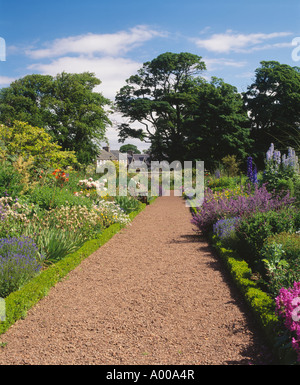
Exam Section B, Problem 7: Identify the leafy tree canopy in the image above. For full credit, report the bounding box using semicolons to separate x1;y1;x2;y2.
0;121;78;168
243;61;300;163
116;52;251;168
185;77;252;170
0;72;112;164
119;144;141;154
115;52;206;162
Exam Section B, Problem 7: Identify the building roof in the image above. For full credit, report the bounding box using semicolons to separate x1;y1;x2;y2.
97;148;151;166
127;153;151;166
110;150;121;158
97;149;118;161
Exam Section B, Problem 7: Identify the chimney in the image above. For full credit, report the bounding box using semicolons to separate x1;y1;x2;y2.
103;146;110;152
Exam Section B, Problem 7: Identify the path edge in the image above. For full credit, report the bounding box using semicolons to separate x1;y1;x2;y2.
0;199;157;336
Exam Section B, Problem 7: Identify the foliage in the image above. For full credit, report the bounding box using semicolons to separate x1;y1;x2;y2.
192;184;294;235
29;227;88;265
206;175;246;191
243;61;300;166
261;143;299;194
212;239;278;346
185;77;252;169
0;72;111;164
12;156;36;195
0;121;78;169
114;195;142;214
236;208;298;268
263;232;300;265
115;52;206;161
213;217;240;249
0;161;24;198
221;155;241;177
27;185;94;210
119;144;141;154
0;236;43;298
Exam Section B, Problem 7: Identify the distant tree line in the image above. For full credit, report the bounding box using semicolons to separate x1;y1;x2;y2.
0;53;299;169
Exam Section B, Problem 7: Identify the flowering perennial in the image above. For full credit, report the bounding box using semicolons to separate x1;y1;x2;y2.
0;236;43;298
247;156;258;184
266;143;299;173
192;184;295;234
213;217;241;241
78;178;107;190
275;282;300;362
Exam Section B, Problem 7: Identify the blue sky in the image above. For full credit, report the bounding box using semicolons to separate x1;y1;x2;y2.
0;0;300;151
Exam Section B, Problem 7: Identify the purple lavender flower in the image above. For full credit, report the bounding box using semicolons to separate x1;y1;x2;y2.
213;217;241;240
0;236;44;298
191;184;295;234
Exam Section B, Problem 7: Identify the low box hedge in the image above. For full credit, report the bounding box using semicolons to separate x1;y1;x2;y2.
210;235;279;355
0;202;147;335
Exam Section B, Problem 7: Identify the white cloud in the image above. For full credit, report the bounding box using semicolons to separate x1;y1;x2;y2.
29;56;141;100
194;30;292;53
102;112;150;151
26;25;168;100
26;25;166;59
24;25;168;149
204;57;247;70
0;76;16;86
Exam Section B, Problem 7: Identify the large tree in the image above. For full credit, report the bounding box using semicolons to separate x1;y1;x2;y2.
243;61;300;164
0;72;111;164
115;52;206;161
119;144;141;154
184;77;252;170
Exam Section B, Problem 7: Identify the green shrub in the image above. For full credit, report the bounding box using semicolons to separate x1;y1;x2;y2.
222;155;241;177
28;185;93;210
211;237;278;345
263;232;300;265
276;178;294;196
294;176;300;206
114;195;142;214
31;227;88;265
207;176;236;191
260;232;300;298
236;208;298;269
0;161;24;198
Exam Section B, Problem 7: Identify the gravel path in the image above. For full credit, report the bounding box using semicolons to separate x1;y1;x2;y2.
0;194;275;365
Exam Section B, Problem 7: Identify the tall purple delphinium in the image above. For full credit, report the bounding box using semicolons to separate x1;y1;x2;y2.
247;157;258;185
266;143;299;172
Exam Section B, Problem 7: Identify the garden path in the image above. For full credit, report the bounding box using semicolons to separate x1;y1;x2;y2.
0;193;274;365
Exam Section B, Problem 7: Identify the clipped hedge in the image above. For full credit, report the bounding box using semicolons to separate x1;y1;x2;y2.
0;202;147;335
211;235;279;350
